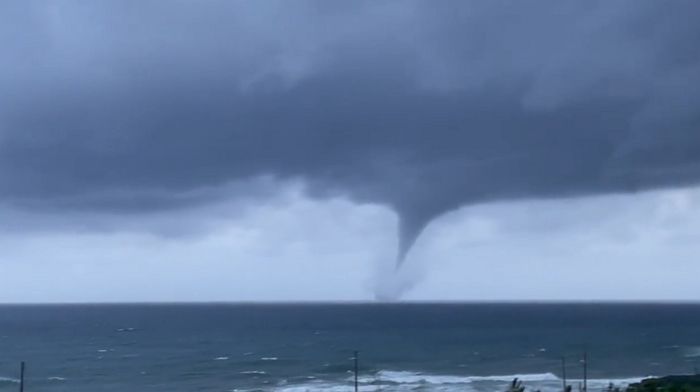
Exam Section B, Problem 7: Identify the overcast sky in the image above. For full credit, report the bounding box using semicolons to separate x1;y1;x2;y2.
1;0;700;302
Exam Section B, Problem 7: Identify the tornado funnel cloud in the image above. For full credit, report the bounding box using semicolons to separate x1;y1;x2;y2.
396;211;435;268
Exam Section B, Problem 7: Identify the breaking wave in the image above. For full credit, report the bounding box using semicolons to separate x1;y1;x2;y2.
0;376;19;384
265;370;649;392
683;346;700;358
358;370;559;384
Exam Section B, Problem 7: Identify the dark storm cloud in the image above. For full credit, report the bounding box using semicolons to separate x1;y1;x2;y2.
1;0;700;260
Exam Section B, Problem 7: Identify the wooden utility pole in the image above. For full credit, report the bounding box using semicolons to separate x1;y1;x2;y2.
19;362;25;392
561;356;567;392
353;351;359;392
582;352;588;392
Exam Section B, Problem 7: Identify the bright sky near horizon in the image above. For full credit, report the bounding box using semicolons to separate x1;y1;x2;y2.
3;183;700;302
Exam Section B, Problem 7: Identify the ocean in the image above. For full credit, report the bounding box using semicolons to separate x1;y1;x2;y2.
1;303;699;392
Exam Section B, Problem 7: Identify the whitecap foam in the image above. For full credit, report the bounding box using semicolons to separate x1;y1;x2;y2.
269;369;651;392
214;356;229;361
261;357;278;361
358;370;559;384
240;370;267;375
469;373;560;382
343;370;649;392
0;377;19;384
365;370;472;384
48;376;67;381
277;383;424;392
567;377;651;387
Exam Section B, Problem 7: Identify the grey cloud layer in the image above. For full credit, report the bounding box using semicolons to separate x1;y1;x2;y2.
1;1;699;258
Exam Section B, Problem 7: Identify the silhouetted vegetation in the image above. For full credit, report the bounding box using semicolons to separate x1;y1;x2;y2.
626;375;700;392
507;378;526;392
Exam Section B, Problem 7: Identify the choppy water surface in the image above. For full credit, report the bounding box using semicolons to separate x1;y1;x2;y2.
1;303;699;392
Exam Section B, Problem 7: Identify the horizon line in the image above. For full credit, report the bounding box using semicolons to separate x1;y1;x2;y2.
1;299;700;306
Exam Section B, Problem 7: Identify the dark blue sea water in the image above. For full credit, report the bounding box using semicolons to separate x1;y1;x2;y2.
1;303;699;392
